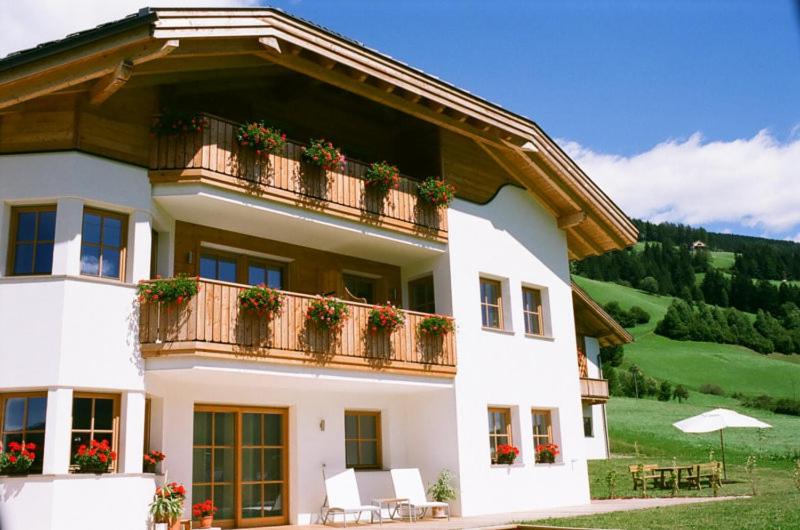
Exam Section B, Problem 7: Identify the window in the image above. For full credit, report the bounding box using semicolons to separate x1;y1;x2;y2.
248;260;285;289
80;208;127;280
583;406;594;438
532;409;553;460
0;393;47;473
409;275;435;313
8;206;56;275
343;274;376;304
480;278;502;329
71;393;120;471
344;411;381;469
522;287;544;336
200;252;238;283
487;407;512;464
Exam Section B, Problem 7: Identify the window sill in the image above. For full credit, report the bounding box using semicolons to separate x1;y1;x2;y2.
535;462;565;467
0;472;160;479
525;333;555;341
481;327;515;335
490;462;525;468
0;274;134;288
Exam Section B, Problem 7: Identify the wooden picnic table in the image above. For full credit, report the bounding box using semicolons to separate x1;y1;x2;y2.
653;465;695;488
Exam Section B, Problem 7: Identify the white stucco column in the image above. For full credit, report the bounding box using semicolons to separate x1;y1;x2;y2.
128;210;152;283
119;391;146;473
42;387;73;474
51;197;84;276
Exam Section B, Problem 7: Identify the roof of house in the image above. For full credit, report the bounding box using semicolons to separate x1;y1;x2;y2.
572;282;634;347
0;7;638;258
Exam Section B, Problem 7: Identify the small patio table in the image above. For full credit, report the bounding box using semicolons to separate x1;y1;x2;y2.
653;465;695;488
372;497;412;522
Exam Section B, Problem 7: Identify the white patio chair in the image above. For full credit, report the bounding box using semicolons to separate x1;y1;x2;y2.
322;468;382;527
390;468;450;521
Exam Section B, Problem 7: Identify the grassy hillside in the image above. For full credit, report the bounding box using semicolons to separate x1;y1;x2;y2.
573;276;800;399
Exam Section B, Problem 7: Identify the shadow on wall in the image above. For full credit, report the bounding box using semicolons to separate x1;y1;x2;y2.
126;297;144;376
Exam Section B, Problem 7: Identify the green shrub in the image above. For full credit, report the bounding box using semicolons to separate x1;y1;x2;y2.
699;383;725;396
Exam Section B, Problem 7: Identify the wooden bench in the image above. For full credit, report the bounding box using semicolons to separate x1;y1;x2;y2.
686;462;721;490
629;464;661;490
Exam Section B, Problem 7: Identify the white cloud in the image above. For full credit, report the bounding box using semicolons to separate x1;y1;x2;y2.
0;0;257;58
561;130;800;238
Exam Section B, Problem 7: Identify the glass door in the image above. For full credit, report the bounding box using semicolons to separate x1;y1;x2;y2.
240;412;286;525
193;410;236;525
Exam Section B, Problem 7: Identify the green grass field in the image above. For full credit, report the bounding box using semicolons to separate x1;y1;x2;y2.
709;250;736;270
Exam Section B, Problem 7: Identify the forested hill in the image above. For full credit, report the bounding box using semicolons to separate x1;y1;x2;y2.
633;219;800;253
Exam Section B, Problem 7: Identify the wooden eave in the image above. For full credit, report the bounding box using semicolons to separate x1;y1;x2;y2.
572;282;633;347
0;7;638;259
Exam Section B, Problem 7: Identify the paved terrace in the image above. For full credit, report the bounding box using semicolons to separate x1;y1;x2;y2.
268;495;741;529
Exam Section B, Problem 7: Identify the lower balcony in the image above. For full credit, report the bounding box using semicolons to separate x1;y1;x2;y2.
580;377;609;404
138;279;457;377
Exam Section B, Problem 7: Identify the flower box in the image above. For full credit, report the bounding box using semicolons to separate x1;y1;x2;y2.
238;284;285;318
306;296;349;331
368;303;405;333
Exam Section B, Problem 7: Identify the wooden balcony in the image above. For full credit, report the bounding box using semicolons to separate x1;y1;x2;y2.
139;279;457;377
148;114;447;241
580;377;609;404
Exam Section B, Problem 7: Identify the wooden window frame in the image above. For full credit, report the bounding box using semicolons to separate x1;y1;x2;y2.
583;407;594;438
247;258;287;289
70;392;121;472
522;287;544;336
531;409;554;460
80;207;128;281
344;410;382;470
408;275;436;314
487;407;512;464
199;250;240;283
343;274;377;304
7;205;57;276
143;397;152;455
480;278;503;329
0;392;47;474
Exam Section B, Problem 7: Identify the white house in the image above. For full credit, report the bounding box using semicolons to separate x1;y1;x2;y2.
0;8;637;530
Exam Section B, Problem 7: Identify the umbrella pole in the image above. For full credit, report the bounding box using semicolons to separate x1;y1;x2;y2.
719;429;727;481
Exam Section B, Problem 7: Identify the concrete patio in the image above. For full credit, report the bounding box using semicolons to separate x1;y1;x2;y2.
269;495;742;529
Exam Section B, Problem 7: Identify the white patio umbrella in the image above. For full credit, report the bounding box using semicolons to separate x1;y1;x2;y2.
673;408;771;480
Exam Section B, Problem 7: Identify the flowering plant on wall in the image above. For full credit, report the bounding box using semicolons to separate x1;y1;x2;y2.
137;275;199;304
306;296;349;331
192;499;218;528
417;315;455;336
368;303;405;333
364;161;401;193
0;442;36;475
237;121;287;158
535;443;560;464
495;444;519;465
143;449;166;473
150;110;208;136
239;284;285;318
73;439;116;473
150;482;186;525
417;177;456;208
302;138;346;172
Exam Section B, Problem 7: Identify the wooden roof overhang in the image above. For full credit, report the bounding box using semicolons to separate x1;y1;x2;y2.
572;282;634;347
0;7;638;259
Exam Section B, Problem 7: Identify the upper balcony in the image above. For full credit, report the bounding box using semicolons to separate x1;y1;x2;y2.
579;377;610;404
148;114;448;243
139;278;457;378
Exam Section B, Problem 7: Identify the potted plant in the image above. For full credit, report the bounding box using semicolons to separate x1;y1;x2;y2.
367;303;405;334
238;284;285;319
495;443;519;465
73;439;116;474
143;450;166;473
364;161;401;193
535;443;560;464
302;138;346;172
417;315;455;337
192;499;218;528
0;441;36;476
427;469;456;518
137;275;199;304
150;482;186;530
305;296;349;331
150;111;208;137
237;121;287;159
417;176;456;208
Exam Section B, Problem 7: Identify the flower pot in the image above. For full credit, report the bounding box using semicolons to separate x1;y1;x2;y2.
153;524;168;530
537;454;555;464
431;506;448;519
200;515;214;528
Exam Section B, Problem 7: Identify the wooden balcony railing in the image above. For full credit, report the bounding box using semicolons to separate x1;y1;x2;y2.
139;279;457;377
148;114;447;241
580;377;609;404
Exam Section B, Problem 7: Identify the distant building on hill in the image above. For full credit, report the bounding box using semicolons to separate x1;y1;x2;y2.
690;240;708;251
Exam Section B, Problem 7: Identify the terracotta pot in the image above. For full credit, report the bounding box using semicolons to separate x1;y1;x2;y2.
200;515;214;528
431;505;448;519
168;520;181;530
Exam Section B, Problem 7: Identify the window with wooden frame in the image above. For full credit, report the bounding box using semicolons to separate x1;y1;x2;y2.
247;259;285;289
582;406;594;438
344;411;381;469
80;208;127;280
408;275;435;313
199;251;238;283
0;393;47;474
343;274;376;304
480;278;503;329
70;393;120;472
8;205;56;276
143;397;152;454
522;287;544;336
487;407;512;464
531;409;554;458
